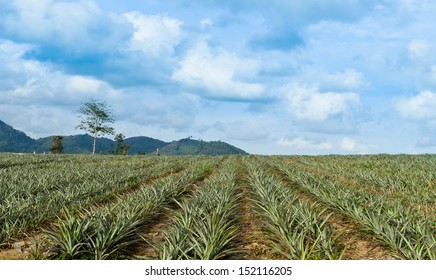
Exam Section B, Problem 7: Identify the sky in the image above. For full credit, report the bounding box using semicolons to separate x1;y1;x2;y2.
0;0;435;155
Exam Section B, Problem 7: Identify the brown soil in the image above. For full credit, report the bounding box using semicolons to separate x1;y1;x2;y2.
0;248;24;260
233;158;280;260
327;216;397;260
235;185;280;260
0;234;47;260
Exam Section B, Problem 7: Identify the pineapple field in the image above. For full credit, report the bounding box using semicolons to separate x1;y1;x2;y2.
0;153;435;260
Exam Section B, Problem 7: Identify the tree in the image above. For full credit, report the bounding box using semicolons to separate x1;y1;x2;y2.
76;98;115;154
114;133;130;155
50;136;64;154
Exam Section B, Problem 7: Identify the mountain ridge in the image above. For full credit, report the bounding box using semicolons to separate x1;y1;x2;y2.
0;120;248;155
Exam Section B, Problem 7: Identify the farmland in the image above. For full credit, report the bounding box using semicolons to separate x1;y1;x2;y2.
0;153;435;260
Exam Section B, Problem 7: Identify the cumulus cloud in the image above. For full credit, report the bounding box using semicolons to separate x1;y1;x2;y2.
125;12;183;57
0;40;180;139
0;0;108;50
395;91;436;121
172;41;264;100
285;67;366;92
0;40;116;106
0;40;128;137
0;1;185;88
278;137;332;150
194;0;381;51
282;84;360;121
113;90;200;133
313;69;365;91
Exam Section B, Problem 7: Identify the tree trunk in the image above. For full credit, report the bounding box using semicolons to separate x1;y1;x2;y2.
93;131;97;154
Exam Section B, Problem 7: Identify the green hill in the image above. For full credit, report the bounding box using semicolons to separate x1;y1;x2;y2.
0;120;248;155
35;134;114;154
124;136;167;154
0;120;36;152
158;137;248;156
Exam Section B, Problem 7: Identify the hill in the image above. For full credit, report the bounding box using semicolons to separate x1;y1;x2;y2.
0;120;36;152
124;136;167;154
159;137;248;156
0;120;248;155
35;135;114;154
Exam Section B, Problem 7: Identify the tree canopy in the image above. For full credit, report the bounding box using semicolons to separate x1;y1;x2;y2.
76;98;115;154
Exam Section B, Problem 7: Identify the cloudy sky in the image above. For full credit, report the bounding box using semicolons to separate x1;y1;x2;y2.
1;0;435;155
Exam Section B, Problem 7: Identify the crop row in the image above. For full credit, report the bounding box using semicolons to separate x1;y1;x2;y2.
245;159;344;259
293;155;436;208
1;153;435;260
155;157;241;260
0;155;212;246
40;156;221;259
0;153;69;169
266;157;436;260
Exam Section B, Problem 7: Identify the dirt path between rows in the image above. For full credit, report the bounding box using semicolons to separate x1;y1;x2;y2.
235;159;281;260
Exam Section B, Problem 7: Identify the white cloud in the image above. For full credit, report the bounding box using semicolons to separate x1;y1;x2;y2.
278;137;332;150
340;137;367;153
172;41;264;100
125;12;183;57
1;0;103;48
282;84;360;121
67;76;106;94
0;40;125;136
114;90;200;133
0;39;203;139
319;69;365;90
396;91;436;120
0;104;76;138
0;40;119;99
288;68;366;91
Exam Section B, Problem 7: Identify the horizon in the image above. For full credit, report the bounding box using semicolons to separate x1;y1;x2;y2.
3;119;435;156
1;1;435;155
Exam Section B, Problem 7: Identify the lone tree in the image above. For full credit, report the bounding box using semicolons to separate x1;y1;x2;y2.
50;136;64;154
76;98;115;154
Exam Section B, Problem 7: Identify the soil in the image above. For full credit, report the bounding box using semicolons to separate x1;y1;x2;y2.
235;186;280;260
234;159;281;260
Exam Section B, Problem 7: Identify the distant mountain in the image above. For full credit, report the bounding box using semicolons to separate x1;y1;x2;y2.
0;120;248;155
35;134;114;154
159;137;248;156
34;134;169;154
124;136;167;154
0;120;36;152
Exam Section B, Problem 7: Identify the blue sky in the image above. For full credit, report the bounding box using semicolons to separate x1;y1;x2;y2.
0;0;435;154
